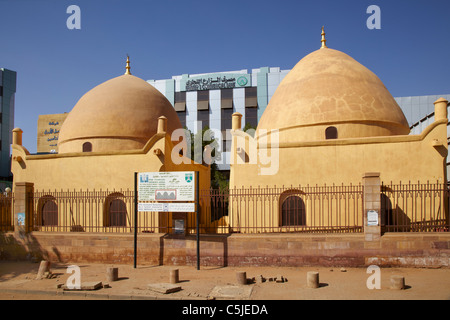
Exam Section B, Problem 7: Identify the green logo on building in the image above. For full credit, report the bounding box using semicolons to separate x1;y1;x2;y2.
237;76;248;87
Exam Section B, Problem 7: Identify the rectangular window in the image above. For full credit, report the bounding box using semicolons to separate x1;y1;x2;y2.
197;109;209;129
245;87;257;107
177;111;186;128
197;90;209;101
197;91;209;110
221;108;233;134
0;86;3;97
221;88;233;109
245;107;258;129
175;91;186;102
174;91;186;111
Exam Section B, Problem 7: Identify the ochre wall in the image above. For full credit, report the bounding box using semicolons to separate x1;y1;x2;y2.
1;232;449;268
230;118;447;189
12;133;209;192
11;130;211;233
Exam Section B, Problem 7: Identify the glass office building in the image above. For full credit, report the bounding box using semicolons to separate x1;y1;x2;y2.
395;94;450;180
0;68;16;178
147;67;289;170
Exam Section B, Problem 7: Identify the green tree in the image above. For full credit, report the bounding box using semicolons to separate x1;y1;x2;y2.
185;126;229;190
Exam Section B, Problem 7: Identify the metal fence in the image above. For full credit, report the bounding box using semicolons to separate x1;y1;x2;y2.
32;189;137;233
381;181;449;232
0;193;13;232
198;184;365;234
0;182;447;234
29;185;365;234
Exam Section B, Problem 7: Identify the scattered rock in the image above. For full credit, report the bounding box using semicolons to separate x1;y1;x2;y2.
44;271;56;279
147;283;182;294
340;268;347;272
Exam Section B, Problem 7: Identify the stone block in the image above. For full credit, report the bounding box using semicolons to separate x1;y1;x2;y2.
106;267;119;282
306;271;319;288
236;271;247;285
147;283;182;294
390;276;405;290
62;281;103;291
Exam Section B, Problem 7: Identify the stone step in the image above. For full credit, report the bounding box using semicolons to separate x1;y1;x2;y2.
147;283;182;294
61;281;103;291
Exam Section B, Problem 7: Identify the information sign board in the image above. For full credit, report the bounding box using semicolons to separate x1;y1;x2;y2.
138;171;195;202
367;210;379;226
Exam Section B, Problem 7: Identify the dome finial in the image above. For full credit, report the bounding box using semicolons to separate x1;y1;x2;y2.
321;26;327;49
125;55;131;75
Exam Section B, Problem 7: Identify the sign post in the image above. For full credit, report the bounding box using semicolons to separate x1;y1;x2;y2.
134;171;198;269
134;172;138;269
196;171;200;270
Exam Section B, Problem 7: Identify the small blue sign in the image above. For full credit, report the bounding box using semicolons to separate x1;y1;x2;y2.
17;212;25;226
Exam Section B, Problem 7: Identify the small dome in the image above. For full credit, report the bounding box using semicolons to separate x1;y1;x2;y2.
58;74;182;153
257;47;410;143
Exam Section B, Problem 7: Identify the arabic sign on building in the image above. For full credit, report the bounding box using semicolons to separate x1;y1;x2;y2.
138;171;195;202
37;113;69;153
184;73;250;91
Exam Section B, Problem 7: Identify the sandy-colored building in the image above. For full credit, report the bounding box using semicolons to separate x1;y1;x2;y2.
227;29;448;233
11;58;210;232
9;30;449;238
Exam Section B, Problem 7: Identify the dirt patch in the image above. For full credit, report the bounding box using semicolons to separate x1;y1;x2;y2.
0;261;449;300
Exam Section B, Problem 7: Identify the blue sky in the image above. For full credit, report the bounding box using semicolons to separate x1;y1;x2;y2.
1;0;449;153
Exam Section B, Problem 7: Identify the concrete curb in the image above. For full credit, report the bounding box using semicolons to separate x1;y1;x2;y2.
0;287;208;300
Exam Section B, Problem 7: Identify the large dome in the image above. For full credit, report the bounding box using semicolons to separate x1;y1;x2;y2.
58;73;182;153
257;46;410;143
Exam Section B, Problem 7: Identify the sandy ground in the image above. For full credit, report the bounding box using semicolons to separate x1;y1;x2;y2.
0;261;449;301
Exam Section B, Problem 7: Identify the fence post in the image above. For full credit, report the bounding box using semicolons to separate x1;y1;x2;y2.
362;173;381;241
14;182;34;234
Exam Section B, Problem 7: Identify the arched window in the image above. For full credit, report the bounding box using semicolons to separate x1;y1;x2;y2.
281;195;306;227
82;142;92;152
105;193;127;227
325;126;338;139
40;197;58;226
109;199;127;226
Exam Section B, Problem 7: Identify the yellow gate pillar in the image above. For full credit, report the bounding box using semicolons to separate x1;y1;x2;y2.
14;182;34;234
363;173;381;241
